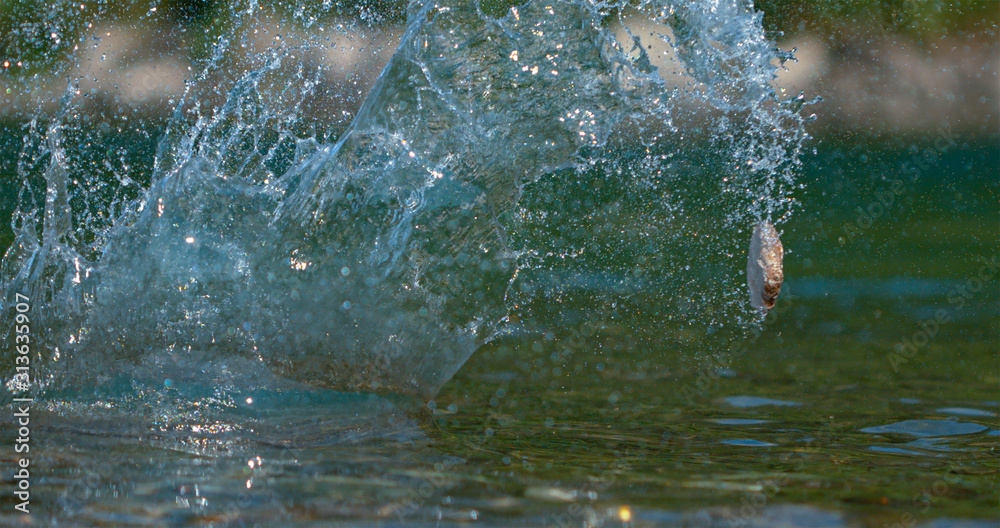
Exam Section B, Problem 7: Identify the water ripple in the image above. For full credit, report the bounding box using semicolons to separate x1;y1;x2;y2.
721;439;776;447
713;418;771;425
860;420;988;437
934;407;996;417
724;396;802;408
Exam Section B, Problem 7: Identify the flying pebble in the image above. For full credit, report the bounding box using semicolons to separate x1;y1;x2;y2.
746;220;784;313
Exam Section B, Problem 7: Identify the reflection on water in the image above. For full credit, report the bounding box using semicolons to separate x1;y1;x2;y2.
861;420;990;438
713;418;771;425
3;334;996;526
0;0;997;525
724;395;802;408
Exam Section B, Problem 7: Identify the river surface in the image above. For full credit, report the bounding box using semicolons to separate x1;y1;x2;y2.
0;135;995;527
0;0;997;526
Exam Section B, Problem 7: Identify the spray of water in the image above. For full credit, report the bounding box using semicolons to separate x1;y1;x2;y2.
1;0;811;411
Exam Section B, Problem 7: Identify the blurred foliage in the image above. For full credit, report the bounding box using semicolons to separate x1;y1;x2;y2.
0;0;406;75
0;0;994;118
0;0;995;78
0;0;995;67
754;0;998;41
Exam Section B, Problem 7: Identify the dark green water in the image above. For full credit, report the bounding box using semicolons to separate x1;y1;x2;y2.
1;133;997;526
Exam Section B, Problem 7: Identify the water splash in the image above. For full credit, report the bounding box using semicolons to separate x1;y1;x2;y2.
2;0;811;410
